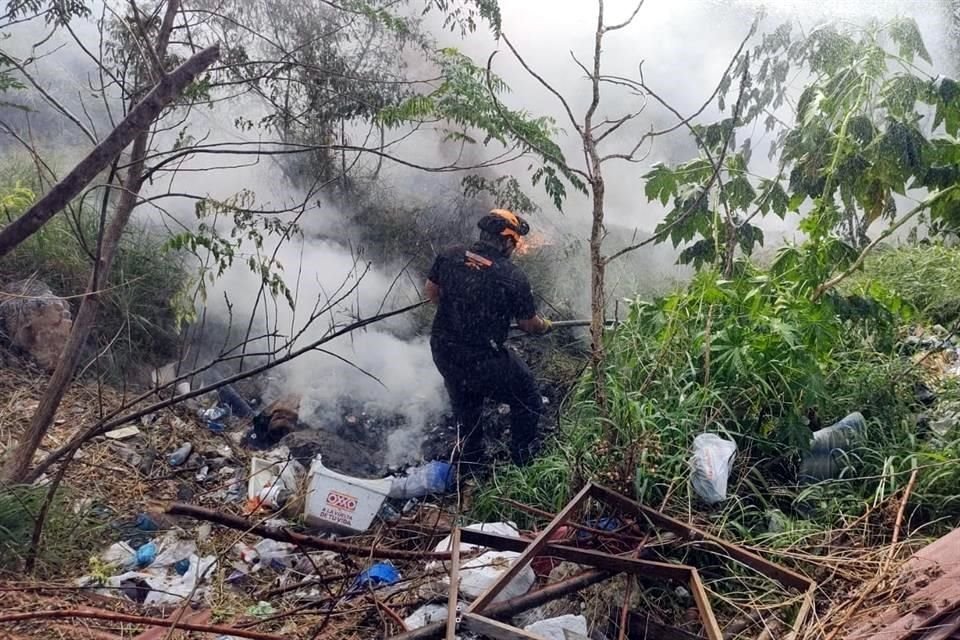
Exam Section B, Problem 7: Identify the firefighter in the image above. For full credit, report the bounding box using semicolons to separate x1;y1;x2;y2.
425;209;553;467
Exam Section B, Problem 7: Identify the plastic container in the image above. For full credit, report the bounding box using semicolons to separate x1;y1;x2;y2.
387;461;455;499
799;412;866;482
304;456;393;533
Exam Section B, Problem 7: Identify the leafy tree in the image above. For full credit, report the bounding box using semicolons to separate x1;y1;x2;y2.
645;19;960;298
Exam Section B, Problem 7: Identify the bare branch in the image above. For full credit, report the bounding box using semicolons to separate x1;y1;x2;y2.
599;21;754;164
4;56;97;144
501;34;583;136
603;0;645;32
605;54;752;265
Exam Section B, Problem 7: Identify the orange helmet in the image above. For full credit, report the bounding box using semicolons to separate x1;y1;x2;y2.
478;209;530;244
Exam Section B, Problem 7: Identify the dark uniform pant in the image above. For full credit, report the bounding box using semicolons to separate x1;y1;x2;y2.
431;337;542;466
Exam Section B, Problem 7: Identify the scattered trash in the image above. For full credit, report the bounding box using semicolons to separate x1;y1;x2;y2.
135;542;157;567
135;514;158;532
168;442;193;467
247;395;300;449
245;452;304;514
174;558;191;576
253;539;296;571
387;460;455;499
690;433;738;504
200;403;231;433
354;562;401;590
799;411;866;481
523;614;589;640
404;603;449;630
104;426;141;440
246;601;277;618
454;550;535;602
305;455;392;533
138;449;157;476
102;541;137;568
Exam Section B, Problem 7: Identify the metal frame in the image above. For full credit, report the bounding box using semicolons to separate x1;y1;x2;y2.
390;482;817;640
459;483;816;640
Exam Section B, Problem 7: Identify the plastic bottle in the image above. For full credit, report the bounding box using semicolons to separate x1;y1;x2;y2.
799;411;866;482
167;442;193;467
387;461;455;499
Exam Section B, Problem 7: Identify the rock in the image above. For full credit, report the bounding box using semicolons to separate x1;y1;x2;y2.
0;279;72;371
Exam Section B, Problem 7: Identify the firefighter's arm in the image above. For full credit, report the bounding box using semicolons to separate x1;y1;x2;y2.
425;279;441;303
517;314;553;334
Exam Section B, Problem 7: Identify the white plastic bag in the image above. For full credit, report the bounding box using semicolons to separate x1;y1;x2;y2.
690;433;737;504
451;550;535;602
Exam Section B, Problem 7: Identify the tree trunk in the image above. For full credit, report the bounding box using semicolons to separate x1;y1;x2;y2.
589;177;608;414
0;14;220;483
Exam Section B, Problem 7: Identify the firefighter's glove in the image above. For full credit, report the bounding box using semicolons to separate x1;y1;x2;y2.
540;318;554;335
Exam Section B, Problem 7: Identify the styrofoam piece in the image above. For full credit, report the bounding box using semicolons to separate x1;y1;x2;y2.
433;521;520;553
304;455;393;533
523;615;589;640
451;550;535;602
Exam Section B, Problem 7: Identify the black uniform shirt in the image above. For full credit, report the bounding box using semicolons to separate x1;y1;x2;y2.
428;242;537;349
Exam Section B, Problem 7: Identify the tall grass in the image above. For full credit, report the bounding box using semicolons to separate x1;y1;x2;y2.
0;485;107;578
474;258;960;544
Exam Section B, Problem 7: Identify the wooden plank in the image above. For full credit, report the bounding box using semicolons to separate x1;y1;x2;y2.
446;528;461;640
918;609;960;640
462;613;548;640
627;612;705;640
844;566;960;640
688;568;723;640
590;483;814;592
467;482;593;613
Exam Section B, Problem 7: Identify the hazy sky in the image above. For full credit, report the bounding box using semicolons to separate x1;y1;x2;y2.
418;0;955;237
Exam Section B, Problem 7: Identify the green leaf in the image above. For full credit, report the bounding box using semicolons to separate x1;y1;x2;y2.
643;164;678;206
889;17;931;64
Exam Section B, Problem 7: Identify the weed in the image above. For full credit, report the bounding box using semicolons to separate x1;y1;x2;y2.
0;484;107;578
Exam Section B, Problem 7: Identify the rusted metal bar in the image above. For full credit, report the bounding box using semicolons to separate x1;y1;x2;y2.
461;529;690;581
590;484;814;592
688;568;723;640
467;483;593;613
462;613;545;639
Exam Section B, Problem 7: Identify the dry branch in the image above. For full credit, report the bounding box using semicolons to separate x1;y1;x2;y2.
0;609;284;640
165;502;460;561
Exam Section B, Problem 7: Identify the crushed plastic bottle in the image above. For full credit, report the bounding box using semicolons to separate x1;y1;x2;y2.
387;461;455;499
167;442;193;467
